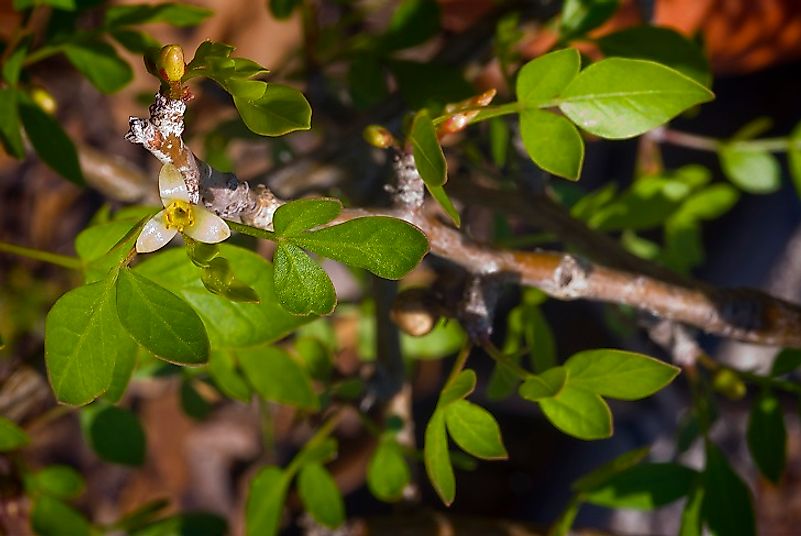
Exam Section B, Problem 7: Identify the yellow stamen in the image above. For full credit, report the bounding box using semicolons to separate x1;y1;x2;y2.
163;200;194;232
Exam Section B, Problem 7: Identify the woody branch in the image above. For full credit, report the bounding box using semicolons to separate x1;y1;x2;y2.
126;93;801;350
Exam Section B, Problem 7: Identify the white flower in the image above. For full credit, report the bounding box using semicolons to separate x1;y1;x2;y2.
136;164;231;253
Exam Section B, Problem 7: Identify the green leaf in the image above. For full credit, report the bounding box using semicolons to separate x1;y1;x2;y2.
295;336;332;381
18;95;84;185
519;109;584;180
63;39;133;94
489;117;509;168
269;0;301;19
539;386;612;440
0;416;29;451
598;26;711;86
81;404;146;466
294;438;338;467
558;58;714;139
427;183;461;226
519;366;567;401
234;83;311;136
104;343;138;404
110;29;161;54
31;496;90;536
237;345;318;410
516;48;580;105
131;512;227;536
201;257;260;303
273;243;336;316
104;3;212;27
136;245;312;348
293;217;428;279
25;465;85;500
439;369;476;406
788;121;801;198
746;392;786;483
424;410;454;505
411;109;447;187
718;145;781;194
116;269;210;365
572;447;650;492
583;463;697;509
14;0;75;11
0;88;24;158
771;348;801;376
564;349;679;400
273;198;342;236
297;463;345;529
2;37;29;86
246;466;290;536
679;481;704;536
348;55;388;109
76;218;144;283
381;0;440;51
180;379;212;421
560;0;619;39
444;400;507;460
111;499;170;534
46;274;136;405
673;184;739;222
388;60;473;110
207;350;251;401
702;442;756;536
367;438;410;502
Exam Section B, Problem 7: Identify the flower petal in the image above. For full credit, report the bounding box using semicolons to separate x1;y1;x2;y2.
184;207;231;244
159;163;190;205
136;211;178;253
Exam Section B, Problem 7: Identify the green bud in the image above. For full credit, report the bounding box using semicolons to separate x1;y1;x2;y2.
712;368;747;400
158;44;185;82
363;125;396;149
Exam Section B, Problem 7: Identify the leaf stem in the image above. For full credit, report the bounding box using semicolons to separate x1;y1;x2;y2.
654;128;801;153
226;220;277;241
287;409;343;474
0;241;82;269
482;341;532;379
444;343;472;387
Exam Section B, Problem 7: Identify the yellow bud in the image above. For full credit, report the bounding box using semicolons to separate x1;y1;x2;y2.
30;87;57;115
712;369;747;400
363;125;396;149
158;44;185;82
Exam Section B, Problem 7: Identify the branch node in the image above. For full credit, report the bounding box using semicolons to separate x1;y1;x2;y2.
388;153;425;211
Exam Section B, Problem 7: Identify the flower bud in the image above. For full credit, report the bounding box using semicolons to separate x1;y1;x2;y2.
30;86;57;115
712;368;747;400
158;44;185;82
363;125;396;149
390;288;440;337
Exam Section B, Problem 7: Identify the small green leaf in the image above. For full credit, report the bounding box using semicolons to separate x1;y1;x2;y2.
201;257;260;303
273;243;336;316
14;0;75;11
104;3;212;27
180;379;212;421
771;348;801;376
273;198;343;236
237;345;318;410
519;366;567;401
293;217;428;280
298;463;345;529
104;342;138;404
489;117;509;168
25;465;85;500
63;39;133;94
381;0;440;51
679;481;704;536
0;416;29;451
76;218;144;283
673;184;739;222
295;336;333;381
294;438;338;468
427;183;461;226
572;447;650;492
564;349;679;400
424;410;454;505
560;0;619;39
234;83;311;136
718;145;781;194
539;386;612;440
46;274;136;405
18;95;84;185
110;29;161;54
81;404;146;466
207;350;251;401
411;109;447;187
444;400;507;460
116;268;210;365
597;25;711;86
583;463;697;509
269;0;301;19
558;58;714;139
746;392;786;483
246;466;290;536
2;37;29;86
0;88;24;158
132;512;227;536
439;369;476;406
367;438;410;502
703;442;756;536
788;121;801;198
31;496;90;536
516;48;580;105
519;109;584;180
